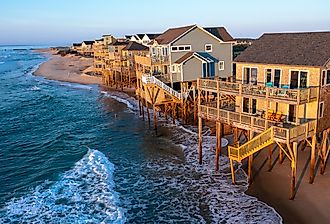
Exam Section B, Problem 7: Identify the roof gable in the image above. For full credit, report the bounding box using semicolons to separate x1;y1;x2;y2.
235;31;330;67
155;25;196;45
175;52;219;64
122;41;149;51
204;27;234;42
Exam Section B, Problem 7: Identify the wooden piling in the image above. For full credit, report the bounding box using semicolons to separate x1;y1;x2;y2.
198;117;203;164
215;121;222;171
309;135;316;184
230;159;236;184
268;144;273;171
290;141;297;200
153;105;157;134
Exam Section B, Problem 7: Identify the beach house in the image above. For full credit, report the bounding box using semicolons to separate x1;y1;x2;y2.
135;24;234;129
80;41;95;57
197;31;330;199
93;35;116;75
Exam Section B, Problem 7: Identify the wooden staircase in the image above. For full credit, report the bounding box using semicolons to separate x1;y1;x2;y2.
228;127;274;162
142;75;184;100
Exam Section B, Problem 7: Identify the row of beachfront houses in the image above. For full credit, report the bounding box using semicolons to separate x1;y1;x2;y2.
71;25;330;199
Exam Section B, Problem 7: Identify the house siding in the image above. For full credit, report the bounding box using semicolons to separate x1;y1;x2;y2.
181;57;203;82
171;27;232;79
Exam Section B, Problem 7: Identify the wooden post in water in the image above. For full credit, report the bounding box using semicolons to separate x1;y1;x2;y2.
230;158;236;184
248;130;254;184
138;96;142;116
172;103;176;124
279;144;284;164
146;100;151;128
320;129;328;175
290;141;298;200
215;121;222;171
198;117;203;164
309;135;316;184
153;105;157;134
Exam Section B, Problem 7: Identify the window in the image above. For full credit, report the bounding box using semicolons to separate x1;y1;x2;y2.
218;61;225;70
177;65;181;72
290;70;308;88
322;70;326;86
243;67;257;85
171;46;178;52
266;69;272;83
171;65;176;73
242;98;257;114
171;45;191;52
243;98;250;113
274;69;281;88
205;44;212;52
327;70;330;85
319;102;324;118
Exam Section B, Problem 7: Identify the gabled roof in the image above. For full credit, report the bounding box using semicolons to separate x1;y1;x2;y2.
175;52;219;64
73;43;82;47
122;41;149;51
204;27;234;42
136;34;144;39
155;25;196;44
144;33;161;40
95;38;104;42
112;40;129;46
235;31;330;67
82;41;95;45
125;35;132;39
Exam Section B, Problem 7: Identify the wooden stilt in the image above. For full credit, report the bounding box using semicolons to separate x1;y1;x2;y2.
138;96;142;116
309;135;316;184
153;105;157;134
215;122;222;171
198;117;203;164
230;159;236;184
268;144;273;171
320;130;328;175
146;101;150;128
141;95;145;121
234;127;238;144
290;141;298;200
279;144;284;164
248;155;253;184
172;103;176;124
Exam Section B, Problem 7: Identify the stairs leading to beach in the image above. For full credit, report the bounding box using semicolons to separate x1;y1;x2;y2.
142;75;184;100
228;127;274;162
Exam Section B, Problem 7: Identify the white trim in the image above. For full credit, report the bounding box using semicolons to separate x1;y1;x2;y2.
218;61;225;70
242;66;258;84
171;45;192;52
170;25;198;44
319;101;325;118
241;97;257;114
288;69;310;88
205;44;212;52
171;64;177;73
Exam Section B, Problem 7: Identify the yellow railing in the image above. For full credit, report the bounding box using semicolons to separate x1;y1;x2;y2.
197;79;319;104
199;104;316;142
228;127;274;162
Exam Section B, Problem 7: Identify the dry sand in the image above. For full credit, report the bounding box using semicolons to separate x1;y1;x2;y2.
33;49;102;85
246;145;330;224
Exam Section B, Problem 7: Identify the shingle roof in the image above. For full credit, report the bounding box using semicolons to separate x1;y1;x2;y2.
204;27;234;42
235;31;330;67
174;52;219;64
112;40;129;46
145;33;160;40
82;41;95;45
73;43;82;47
156;25;196;44
122;42;149;51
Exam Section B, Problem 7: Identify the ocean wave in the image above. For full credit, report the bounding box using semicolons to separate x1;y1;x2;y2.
0;149;125;224
59;82;94;90
101;91;138;111
105;90;282;223
0;61;4;64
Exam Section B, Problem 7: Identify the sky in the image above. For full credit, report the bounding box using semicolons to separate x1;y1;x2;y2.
0;0;329;46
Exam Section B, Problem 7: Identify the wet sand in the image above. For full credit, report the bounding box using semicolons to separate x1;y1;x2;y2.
33;49;102;85
246;146;330;224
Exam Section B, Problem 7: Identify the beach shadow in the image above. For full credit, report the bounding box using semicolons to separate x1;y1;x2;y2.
294;152;310;198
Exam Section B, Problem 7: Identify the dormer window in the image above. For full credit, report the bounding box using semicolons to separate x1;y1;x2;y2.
205;44;212;52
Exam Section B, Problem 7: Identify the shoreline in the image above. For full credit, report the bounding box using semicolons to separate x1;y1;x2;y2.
31;48;330;224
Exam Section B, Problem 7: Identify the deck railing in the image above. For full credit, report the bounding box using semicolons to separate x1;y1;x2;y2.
198;79;318;104
141;74;183;100
199;104;316;142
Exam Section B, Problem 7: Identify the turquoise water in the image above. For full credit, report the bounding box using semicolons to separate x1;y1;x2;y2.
0;47;282;223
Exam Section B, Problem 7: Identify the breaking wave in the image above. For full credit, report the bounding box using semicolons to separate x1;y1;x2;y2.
0;149;125;224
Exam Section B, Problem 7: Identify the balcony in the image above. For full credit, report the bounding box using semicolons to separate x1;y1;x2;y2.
151;55;169;64
198;79;319;105
199;104;316;143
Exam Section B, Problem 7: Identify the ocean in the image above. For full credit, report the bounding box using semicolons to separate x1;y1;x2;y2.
0;47;282;223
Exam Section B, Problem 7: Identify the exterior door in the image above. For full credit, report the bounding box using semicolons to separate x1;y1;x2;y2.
288;104;296;123
290;71;299;88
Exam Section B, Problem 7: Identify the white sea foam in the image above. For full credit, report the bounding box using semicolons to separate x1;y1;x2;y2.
105;90;283;223
0;61;4;64
0;149;125;224
29;86;41;91
58;82;94;90
101;91;138;111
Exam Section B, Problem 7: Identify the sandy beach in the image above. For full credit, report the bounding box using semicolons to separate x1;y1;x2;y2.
33;49;102;85
246;146;330;224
